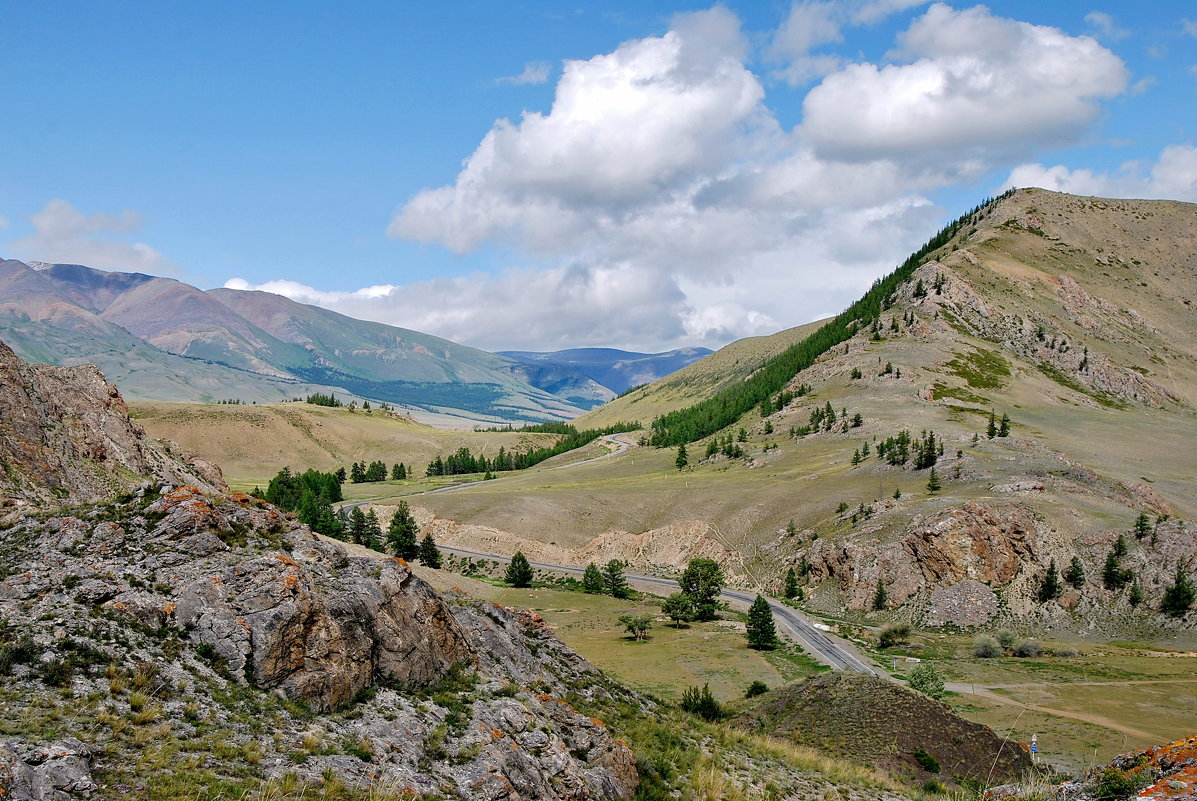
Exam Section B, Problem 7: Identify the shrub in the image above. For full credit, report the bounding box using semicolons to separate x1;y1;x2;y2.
679;684;723;721
878;623;911;648
973;635;1001;658
1012;639;1041;658
994;628;1017;648
745;681;768;698
907;663;945;699
1053;646;1078;658
1093;767;1142;800
913;747;940;773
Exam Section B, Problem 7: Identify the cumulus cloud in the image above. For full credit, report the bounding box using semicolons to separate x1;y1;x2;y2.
363;5;1133;351
801;4;1127;165
10;199;176;274
495;61;552;86
1084;11;1128;41
1006;145;1197;202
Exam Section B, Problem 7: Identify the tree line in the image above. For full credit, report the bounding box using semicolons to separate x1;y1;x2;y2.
646;190;1015;447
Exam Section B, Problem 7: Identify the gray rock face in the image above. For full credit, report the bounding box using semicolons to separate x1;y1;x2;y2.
0;339;225;509
0;738;96;801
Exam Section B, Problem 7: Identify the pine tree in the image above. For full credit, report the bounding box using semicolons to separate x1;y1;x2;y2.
582;562;604;594
783;567;799;599
1133;512;1151;540
1128;579;1144;608
1038;559;1062;602
602;559;630;598
998;413;1010;437
350;462;366;483
348;507;367;545
1102;549;1131;590
391;463;403;481
987;412;997;439
1064;556;1085;589
676;443;688;470
363;509;383;551
505;552;534;588
873;580;888;611
746;595;779;650
1160;566;1194;617
926;467;942;494
417;532;442;568
679;558;725;621
386;500;420;560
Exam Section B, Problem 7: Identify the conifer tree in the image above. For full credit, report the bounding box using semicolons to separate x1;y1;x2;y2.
363;509;383;551
873;580;888;611
675;443;688;470
602;559;630;598
1160;566;1194;617
350;462;366;483
505;552;534;588
987;412;997;439
1064;556;1085;589
998;413;1010;437
418;532;442;568
1038;558;1062;602
746;595;779;650
1128;579;1144;608
926;467;942;494
582;562;604;594
784;567;799;599
386;501;420;560
662;593;696;626
348;507;367;545
679;558;725;621
1133;512;1151;540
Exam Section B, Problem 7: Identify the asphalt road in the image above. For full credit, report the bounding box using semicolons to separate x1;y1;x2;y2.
441;545;877;675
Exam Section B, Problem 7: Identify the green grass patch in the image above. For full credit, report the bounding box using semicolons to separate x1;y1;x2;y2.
930;382;990;405
945;348;1010;390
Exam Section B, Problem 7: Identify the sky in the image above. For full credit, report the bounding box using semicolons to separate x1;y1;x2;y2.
2;1;1195;353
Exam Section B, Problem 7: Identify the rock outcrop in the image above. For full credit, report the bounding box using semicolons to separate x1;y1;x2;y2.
0;338;224;509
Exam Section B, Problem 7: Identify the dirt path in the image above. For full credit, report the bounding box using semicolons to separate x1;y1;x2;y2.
946;682;1161;740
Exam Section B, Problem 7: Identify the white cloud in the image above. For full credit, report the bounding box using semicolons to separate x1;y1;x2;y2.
495;61;552;86
10;199;176;274
1005;145;1197;203
366;4;1134;351
1084;11;1128;41
0;215;9;230
801;4;1128;164
1182;19;1197;38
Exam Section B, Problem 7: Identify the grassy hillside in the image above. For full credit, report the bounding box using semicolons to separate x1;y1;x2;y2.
575;317;826;430
131;401;560;488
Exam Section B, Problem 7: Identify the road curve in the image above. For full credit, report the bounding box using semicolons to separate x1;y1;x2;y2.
440;545;877;675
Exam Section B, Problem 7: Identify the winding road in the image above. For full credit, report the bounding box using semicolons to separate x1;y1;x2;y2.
440;545;878;675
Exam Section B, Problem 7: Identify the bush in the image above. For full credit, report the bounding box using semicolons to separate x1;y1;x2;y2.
913;747;940;773
907;663;945;699
1093;767;1142;800
745;680;768;698
1053;646;1078;658
679;684;723;721
973;635;1001;658
1012;639;1041;658
995;628;1017;648
878;623;911;648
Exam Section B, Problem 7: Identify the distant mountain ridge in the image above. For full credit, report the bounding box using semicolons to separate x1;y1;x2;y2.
0;259;611;425
497;346;713;394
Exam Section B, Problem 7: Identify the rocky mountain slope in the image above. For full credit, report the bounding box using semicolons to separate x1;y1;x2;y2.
410;190;1197;637
0;341;641;800
0;260;605;424
497;347;713;395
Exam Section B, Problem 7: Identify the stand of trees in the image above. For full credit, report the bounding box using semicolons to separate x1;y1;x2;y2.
426;422;639;477
646;191;1013;447
259;467;344;538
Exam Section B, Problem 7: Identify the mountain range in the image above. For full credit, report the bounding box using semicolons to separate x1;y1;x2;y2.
0;259;627;425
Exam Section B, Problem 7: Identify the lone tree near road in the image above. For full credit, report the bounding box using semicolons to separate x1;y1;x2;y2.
679;558;725;621
417;532;442;568
602;559;630;598
662;592;696;626
746;595;779;650
505;551;534;588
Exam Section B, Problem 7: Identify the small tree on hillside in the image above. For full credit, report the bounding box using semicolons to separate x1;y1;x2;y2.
873;580;888;611
417;532;442;568
987;412;997;439
582;562;605;594
783;567;800;599
998;413;1010;437
746;595;779;650
1128;579;1144;608
926;467;942;494
505;552;534;588
348;507;367;546
675;443;688;470
1160;565;1195;617
1038;559;1062;603
1133;512;1152;540
618;614;653;642
602;559;630;598
386;501;420;560
1064;556;1085;589
362;509;383;551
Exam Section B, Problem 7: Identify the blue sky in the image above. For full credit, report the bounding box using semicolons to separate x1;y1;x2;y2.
2;1;1194;352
